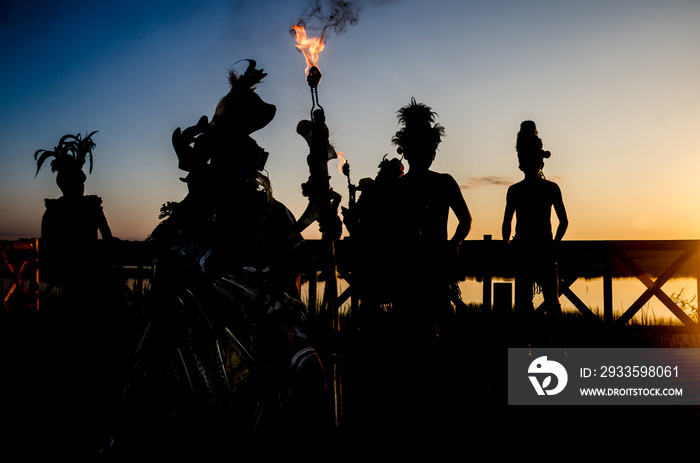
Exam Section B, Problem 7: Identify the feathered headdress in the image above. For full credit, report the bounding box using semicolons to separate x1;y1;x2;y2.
173;60;276;177
210;59;276;136
34;131;98;178
391;97;445;153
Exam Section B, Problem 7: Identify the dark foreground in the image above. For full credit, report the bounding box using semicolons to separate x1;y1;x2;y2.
1;306;699;457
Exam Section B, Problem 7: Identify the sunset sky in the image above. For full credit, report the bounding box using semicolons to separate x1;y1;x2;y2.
1;0;699;243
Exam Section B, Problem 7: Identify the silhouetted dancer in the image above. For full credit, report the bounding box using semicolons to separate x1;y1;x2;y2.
342;155;405;325
502;120;568;320
33;131;118;455
345;99;472;428
106;61;331;456
392;98;473;340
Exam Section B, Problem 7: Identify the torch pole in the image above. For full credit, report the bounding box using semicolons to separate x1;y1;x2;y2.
295;67;344;429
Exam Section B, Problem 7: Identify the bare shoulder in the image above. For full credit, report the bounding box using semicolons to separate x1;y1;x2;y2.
433;171;460;187
544;178;562;193
507;179;526;193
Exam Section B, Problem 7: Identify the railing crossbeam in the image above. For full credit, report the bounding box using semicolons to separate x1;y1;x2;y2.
613;248;697;327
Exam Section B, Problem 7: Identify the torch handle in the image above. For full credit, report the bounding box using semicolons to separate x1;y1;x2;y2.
307;66;324;122
310;88;325;122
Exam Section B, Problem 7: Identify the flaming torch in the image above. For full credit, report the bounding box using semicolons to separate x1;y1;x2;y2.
292;23;344;428
292;25;326;122
292;24;341;239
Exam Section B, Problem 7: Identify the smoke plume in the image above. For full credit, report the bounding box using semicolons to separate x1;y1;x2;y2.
294;0;361;39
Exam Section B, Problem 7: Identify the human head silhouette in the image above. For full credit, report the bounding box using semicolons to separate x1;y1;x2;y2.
56;166;86;197
173;60;275;181
392;98;445;172
376;155;404;182
171;60;277;206
34;131;97;197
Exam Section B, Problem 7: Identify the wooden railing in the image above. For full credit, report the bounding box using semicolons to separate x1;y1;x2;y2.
2;238;698;328
1;239;40;311
444;237;699;328
309;237;700;328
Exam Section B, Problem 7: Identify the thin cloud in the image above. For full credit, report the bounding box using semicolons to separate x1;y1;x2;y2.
460;175;563;190
460;176;515;190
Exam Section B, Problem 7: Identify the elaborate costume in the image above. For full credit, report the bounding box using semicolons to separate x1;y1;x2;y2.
112;62;330;452
34;131;119;456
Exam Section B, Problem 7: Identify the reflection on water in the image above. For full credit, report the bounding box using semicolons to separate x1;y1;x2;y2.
297;276;699;324
301;275;698;325
459;277;698;324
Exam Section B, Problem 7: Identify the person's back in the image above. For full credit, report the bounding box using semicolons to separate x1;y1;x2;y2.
502;120;567;317
506;176;563;244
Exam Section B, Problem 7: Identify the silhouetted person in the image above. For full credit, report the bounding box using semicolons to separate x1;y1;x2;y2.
392;98;473;339
502;120;568;319
34;131;117;455
108;62;330;455
36;132;112;298
346;155;404;241
344;155;405;316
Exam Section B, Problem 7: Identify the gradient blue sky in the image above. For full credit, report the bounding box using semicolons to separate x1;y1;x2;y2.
1;0;699;242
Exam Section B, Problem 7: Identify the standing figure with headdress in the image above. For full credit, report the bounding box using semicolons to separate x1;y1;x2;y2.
34;131;117;455
110;61;330;454
35;131;113;298
391;98;473;340
502;120;568;319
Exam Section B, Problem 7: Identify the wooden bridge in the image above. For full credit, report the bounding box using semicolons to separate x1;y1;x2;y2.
456;237;699;328
317;236;700;329
2;237;698;329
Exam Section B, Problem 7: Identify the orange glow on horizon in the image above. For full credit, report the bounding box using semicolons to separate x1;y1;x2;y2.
292;25;325;75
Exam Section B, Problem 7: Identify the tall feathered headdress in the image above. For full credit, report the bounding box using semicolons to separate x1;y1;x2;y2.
34;131;98;178
391;97;445;153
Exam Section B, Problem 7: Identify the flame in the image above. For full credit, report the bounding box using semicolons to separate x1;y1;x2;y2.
337;151;347;175
292;25;325;75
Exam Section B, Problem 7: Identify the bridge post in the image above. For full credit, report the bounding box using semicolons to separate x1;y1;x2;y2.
482;235;492;310
603;246;613;324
